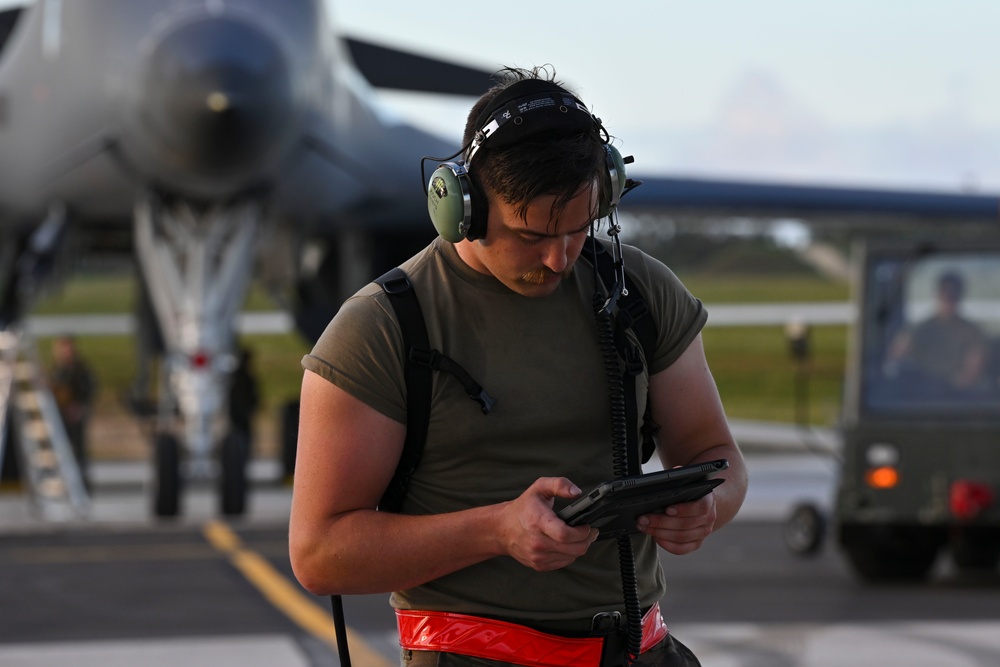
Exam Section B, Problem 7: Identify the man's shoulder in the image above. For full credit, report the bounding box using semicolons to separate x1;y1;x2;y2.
343;240;442;300
334;240;447;329
396;238;448;280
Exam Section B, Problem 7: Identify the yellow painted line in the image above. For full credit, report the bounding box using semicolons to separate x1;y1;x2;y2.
203;519;241;551
202;520;393;667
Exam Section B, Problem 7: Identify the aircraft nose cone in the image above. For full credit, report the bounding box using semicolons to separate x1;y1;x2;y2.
139;17;295;183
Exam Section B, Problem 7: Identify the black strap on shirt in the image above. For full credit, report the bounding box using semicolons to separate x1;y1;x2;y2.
374;267;494;513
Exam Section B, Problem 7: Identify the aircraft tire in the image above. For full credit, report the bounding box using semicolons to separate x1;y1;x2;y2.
220;431;249;516
840;524;946;582
950;526;1000;572
153;433;182;517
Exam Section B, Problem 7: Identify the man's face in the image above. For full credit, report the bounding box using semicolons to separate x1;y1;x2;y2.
938;278;963;316
455;182;598;297
54;339;74;365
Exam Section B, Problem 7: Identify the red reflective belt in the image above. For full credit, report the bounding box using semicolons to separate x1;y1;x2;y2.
396;602;669;667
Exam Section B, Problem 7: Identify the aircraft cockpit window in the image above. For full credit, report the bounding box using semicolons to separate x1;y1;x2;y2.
863;252;1000;414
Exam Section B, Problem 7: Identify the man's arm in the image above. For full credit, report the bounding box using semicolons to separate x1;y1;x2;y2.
636;334;748;554
288;370;597;596
955;331;988;388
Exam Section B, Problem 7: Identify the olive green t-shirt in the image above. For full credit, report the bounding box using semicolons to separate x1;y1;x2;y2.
303;236;706;626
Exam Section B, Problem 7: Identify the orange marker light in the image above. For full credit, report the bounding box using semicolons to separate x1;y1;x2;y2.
865;466;899;489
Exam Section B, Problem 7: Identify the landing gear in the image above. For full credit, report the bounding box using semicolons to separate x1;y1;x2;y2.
219;431;249;516
153;429;251;517
153;432;182;517
133;190;262;518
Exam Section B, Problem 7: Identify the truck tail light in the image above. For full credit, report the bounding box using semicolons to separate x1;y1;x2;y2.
950;480;995;520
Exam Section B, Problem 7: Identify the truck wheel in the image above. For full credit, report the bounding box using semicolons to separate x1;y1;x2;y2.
840;525;945;582
951;527;1000;572
153;433;182;517
784;503;826;556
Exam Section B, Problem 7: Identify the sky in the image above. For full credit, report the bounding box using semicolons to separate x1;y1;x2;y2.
330;0;1000;193
2;0;997;193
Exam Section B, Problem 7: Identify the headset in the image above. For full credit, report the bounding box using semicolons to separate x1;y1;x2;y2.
426;79;631;243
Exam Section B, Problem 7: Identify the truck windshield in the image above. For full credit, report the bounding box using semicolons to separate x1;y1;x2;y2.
862;251;1000;415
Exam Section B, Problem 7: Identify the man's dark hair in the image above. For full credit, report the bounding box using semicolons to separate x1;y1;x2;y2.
462;66;609;226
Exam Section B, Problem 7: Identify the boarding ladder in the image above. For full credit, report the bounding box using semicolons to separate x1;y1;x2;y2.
0;329;90;521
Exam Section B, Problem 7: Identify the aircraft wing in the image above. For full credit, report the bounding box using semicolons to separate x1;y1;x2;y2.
345;36;498;96
621;174;1000;224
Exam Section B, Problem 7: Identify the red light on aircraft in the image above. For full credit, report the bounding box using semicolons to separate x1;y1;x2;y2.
865;466;899;489
191;351;210;369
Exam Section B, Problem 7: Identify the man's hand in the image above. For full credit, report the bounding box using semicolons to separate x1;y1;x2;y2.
499;477;598;571
636;492;718;555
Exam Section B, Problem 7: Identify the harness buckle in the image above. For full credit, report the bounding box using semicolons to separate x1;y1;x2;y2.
591;611;622;633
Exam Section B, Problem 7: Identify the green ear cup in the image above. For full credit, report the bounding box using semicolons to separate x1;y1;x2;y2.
427;163;472;243
598;144;628;219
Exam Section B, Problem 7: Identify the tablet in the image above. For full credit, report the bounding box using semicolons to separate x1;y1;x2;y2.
557;459;729;540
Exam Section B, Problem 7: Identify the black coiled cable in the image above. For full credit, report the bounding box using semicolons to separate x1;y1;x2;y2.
596;295;630;482
593;291;642;665
616;535;642;665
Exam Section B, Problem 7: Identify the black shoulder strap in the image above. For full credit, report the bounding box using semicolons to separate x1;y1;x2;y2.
373;267;494;512
581;237;659;473
375;268;432;512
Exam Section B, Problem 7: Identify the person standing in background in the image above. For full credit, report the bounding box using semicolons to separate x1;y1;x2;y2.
50;334;96;490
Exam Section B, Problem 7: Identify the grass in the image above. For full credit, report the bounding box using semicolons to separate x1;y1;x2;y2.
32;270;278;314
680;274;849;304
686;260;850;424
702;324;846;424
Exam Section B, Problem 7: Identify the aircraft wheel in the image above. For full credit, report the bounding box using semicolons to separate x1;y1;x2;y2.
840;524;945;582
220;431;249;516
950;527;1000;572
783;503;826;556
153;433;182;517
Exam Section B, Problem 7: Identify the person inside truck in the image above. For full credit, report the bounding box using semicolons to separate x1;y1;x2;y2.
885;270;990;396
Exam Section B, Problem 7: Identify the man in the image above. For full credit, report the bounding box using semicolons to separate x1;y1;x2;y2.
886;270;989;395
227;345;259;440
290;67;747;667
49;334;96;490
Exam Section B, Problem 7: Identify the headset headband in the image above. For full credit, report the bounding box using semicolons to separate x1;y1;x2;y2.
466;79;599;164
427;78;633;243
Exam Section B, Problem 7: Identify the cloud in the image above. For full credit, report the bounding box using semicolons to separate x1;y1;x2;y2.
639;70;1000;192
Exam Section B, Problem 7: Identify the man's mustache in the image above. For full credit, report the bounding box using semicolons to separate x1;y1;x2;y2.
520;265;574;284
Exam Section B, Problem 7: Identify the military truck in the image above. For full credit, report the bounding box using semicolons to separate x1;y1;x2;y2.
835;236;1000;581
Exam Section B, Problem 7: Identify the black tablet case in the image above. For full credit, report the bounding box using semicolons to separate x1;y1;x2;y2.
557;459;728;540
